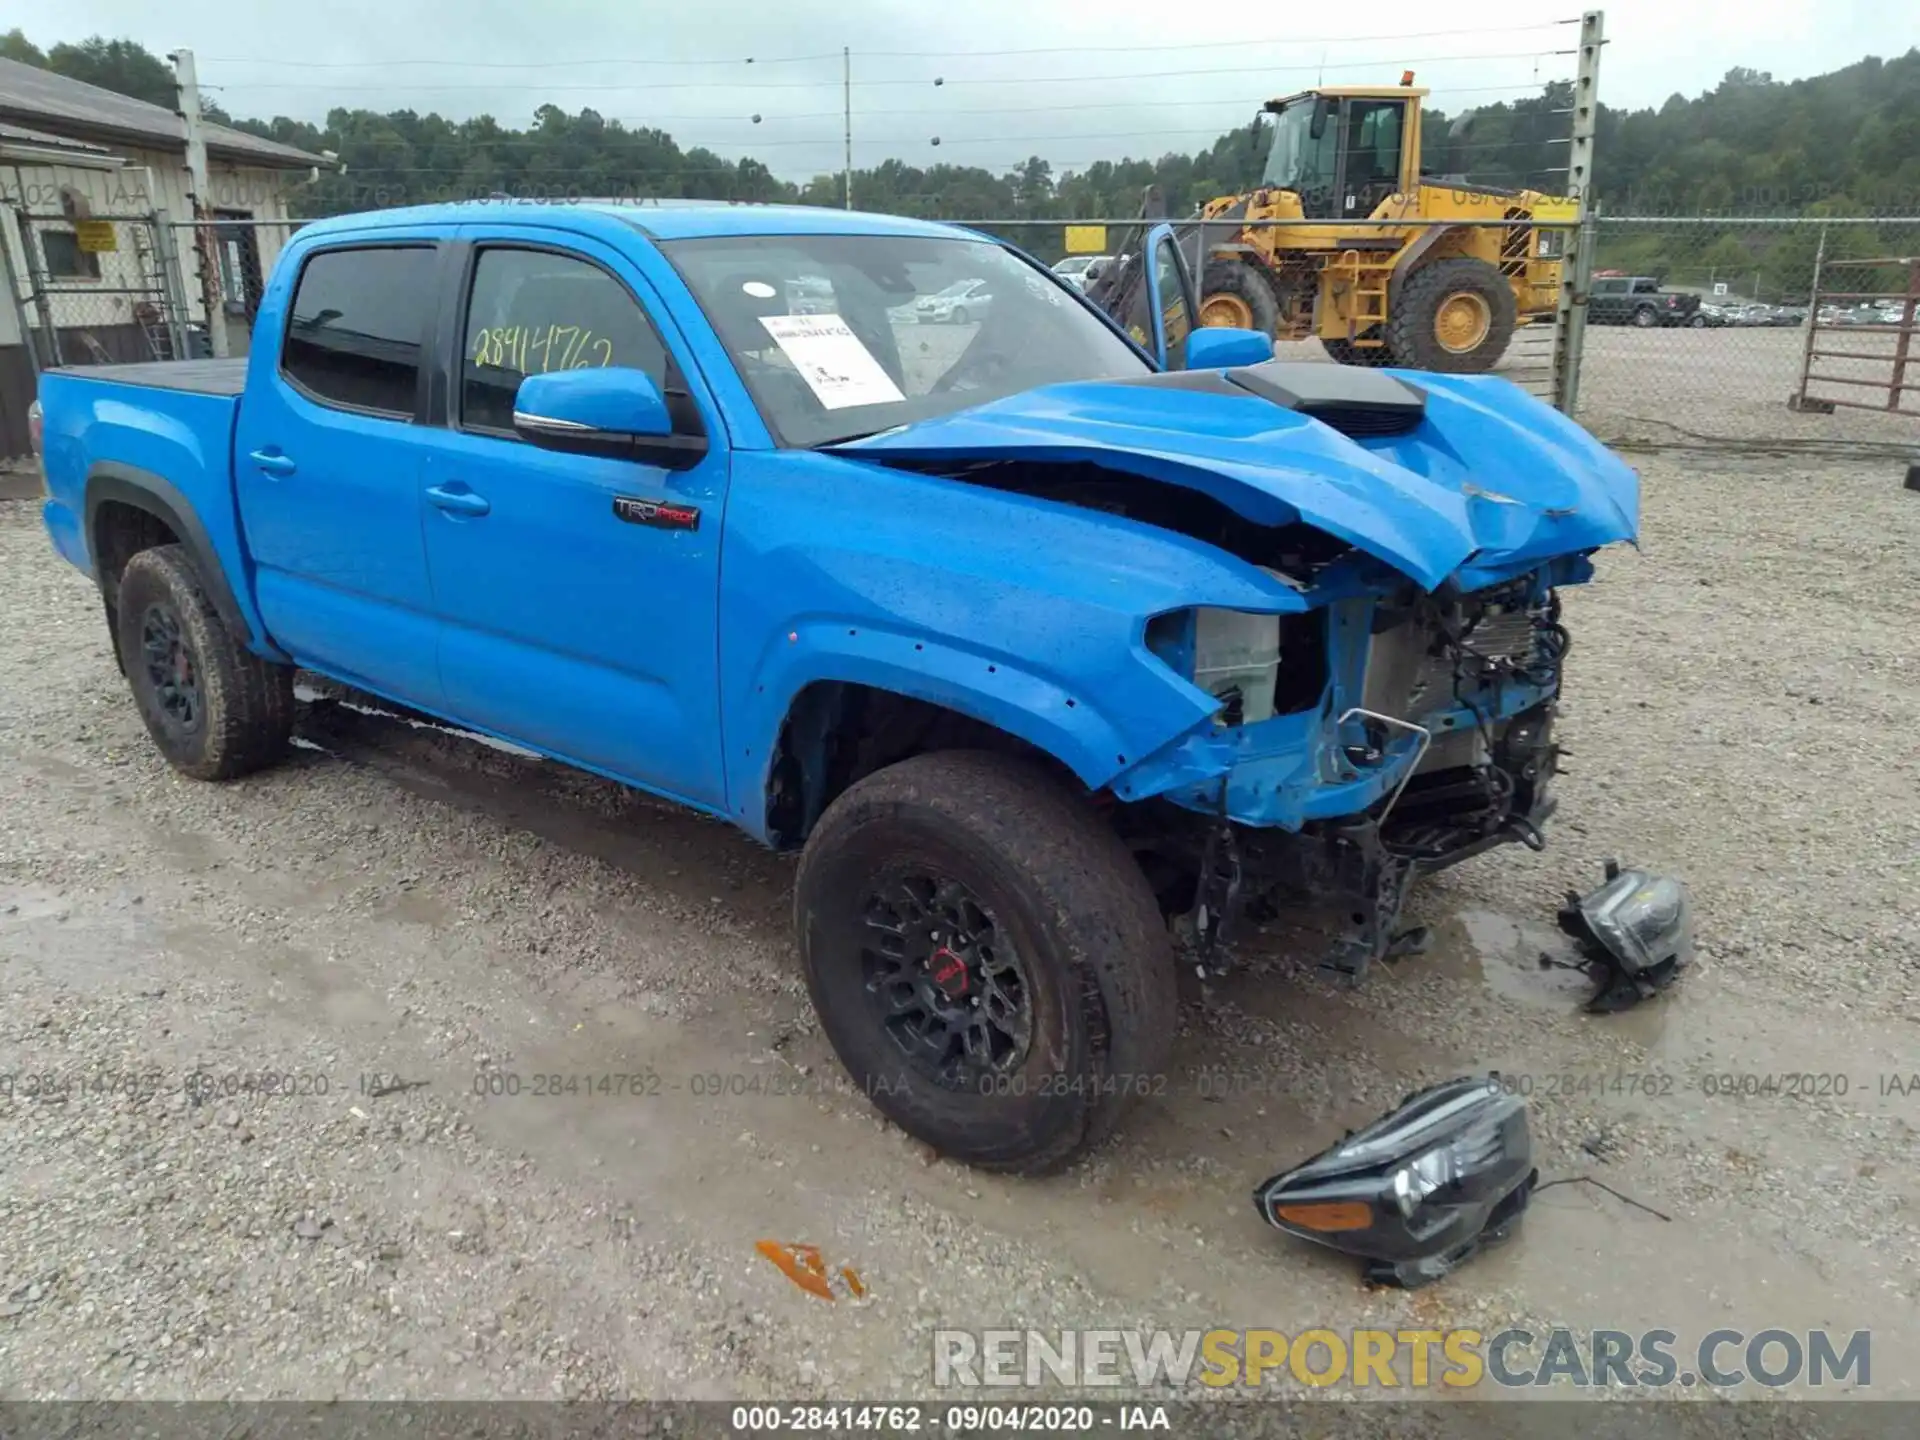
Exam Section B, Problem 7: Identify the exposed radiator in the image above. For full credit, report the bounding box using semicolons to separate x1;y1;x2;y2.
1362;599;1545;719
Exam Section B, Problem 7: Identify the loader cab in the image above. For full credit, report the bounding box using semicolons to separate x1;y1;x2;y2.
1259;86;1424;220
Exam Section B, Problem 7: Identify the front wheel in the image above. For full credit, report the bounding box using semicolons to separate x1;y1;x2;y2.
1386;257;1518;372
1199;259;1281;336
794;751;1177;1174
116;544;294;781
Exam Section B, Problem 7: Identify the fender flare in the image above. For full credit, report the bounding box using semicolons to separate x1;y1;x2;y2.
1388;225;1464;311
83;462;263;649
740;622;1207;838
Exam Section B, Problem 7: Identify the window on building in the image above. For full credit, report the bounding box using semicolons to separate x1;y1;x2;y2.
39;229;102;281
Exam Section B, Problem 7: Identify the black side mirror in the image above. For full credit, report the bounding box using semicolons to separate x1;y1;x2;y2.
1309;96;1332;141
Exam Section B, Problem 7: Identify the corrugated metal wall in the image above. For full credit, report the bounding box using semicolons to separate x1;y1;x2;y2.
3;150;302;335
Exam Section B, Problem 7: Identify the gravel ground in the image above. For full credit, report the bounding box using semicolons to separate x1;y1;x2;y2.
0;449;1916;1411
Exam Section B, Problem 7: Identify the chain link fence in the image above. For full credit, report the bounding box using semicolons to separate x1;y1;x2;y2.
1572;214;1920;453
11;201;1918;464
170;217;303;359
954;214;1579;407
4;211;194;368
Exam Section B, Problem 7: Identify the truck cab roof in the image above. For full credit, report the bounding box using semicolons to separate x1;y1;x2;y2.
291;200;973;245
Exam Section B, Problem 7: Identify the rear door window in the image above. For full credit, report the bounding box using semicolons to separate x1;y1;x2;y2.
281;246;436;417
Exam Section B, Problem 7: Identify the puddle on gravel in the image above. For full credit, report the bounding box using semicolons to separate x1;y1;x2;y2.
1456;907;1597;1011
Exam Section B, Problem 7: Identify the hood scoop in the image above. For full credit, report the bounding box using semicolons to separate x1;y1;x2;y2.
1110;360;1427;440
1227;359;1427;439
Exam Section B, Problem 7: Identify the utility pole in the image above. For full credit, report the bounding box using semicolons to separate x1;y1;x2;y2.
1551;9;1604;415
842;47;853;210
171;47;229;359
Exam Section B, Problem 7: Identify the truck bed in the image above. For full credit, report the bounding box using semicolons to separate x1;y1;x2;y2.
53;359;248;397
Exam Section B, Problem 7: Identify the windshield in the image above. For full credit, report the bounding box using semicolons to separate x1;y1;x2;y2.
1261;100;1339;191
662;234;1148;447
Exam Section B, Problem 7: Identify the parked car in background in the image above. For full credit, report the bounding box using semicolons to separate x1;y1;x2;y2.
1693;302;1733;328
1769;305;1808;327
915;278;993;323
1051;254;1114;292
1821;303;1884;327
1589;276;1701;328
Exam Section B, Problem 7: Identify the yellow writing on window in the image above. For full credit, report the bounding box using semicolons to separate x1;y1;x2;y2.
472;324;616;373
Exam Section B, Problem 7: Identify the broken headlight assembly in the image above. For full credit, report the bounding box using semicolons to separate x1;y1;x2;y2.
1146;608;1281;727
1253;1075;1536;1288
1557;859;1694;1012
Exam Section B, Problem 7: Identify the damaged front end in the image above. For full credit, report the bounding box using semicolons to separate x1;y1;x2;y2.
1118;558;1581;979
829;361;1636;979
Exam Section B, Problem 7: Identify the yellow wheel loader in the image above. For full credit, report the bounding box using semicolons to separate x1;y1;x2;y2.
1190;83;1575;372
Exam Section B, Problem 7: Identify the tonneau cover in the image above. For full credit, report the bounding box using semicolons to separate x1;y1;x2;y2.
49;359;247;397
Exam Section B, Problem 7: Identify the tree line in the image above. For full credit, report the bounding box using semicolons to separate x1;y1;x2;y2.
5;28;1916;290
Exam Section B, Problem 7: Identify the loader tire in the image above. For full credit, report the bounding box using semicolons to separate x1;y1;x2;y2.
1199;259;1281;337
116;543;294;781
795;750;1178;1174
1386;257;1517;373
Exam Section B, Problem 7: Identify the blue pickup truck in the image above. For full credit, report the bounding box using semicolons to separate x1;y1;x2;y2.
32;200;1636;1172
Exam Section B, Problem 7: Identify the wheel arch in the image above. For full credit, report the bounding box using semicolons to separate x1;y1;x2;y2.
1388;224;1481;311
84;464;269;667
745;639;1152;848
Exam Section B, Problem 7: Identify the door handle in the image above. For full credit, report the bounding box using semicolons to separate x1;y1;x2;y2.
426;484;491;517
249;449;297;477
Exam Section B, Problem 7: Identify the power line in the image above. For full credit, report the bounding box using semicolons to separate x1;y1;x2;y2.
294;82;1565;129
203;23;1575;70
233;83;1558;133
203;50;1564;93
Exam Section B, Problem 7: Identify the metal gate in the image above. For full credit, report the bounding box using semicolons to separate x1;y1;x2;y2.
7;210;194;369
1791;251;1920;420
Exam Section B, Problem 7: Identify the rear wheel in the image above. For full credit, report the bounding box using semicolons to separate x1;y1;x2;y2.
794;751;1177;1174
1199;259;1280;336
951;306;969;325
116;544;294;781
1386;257;1518;372
1687;313;1708;329
1631;304;1659;328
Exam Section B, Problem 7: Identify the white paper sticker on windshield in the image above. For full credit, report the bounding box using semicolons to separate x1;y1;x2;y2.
742;281;777;298
757;313;905;410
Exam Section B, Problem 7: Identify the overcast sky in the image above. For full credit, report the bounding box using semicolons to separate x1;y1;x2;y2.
9;0;1901;180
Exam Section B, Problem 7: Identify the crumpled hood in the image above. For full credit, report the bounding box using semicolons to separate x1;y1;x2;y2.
826;368;1637;592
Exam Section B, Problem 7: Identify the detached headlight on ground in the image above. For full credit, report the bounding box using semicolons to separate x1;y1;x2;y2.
1557;859;1695;1012
1254;1075;1536;1288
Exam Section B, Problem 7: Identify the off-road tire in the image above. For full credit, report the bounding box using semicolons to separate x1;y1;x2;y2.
1687;313;1708;329
794;750;1178;1174
1631;304;1659;328
1200;259;1281;337
116;544;294;781
1386;256;1518;372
